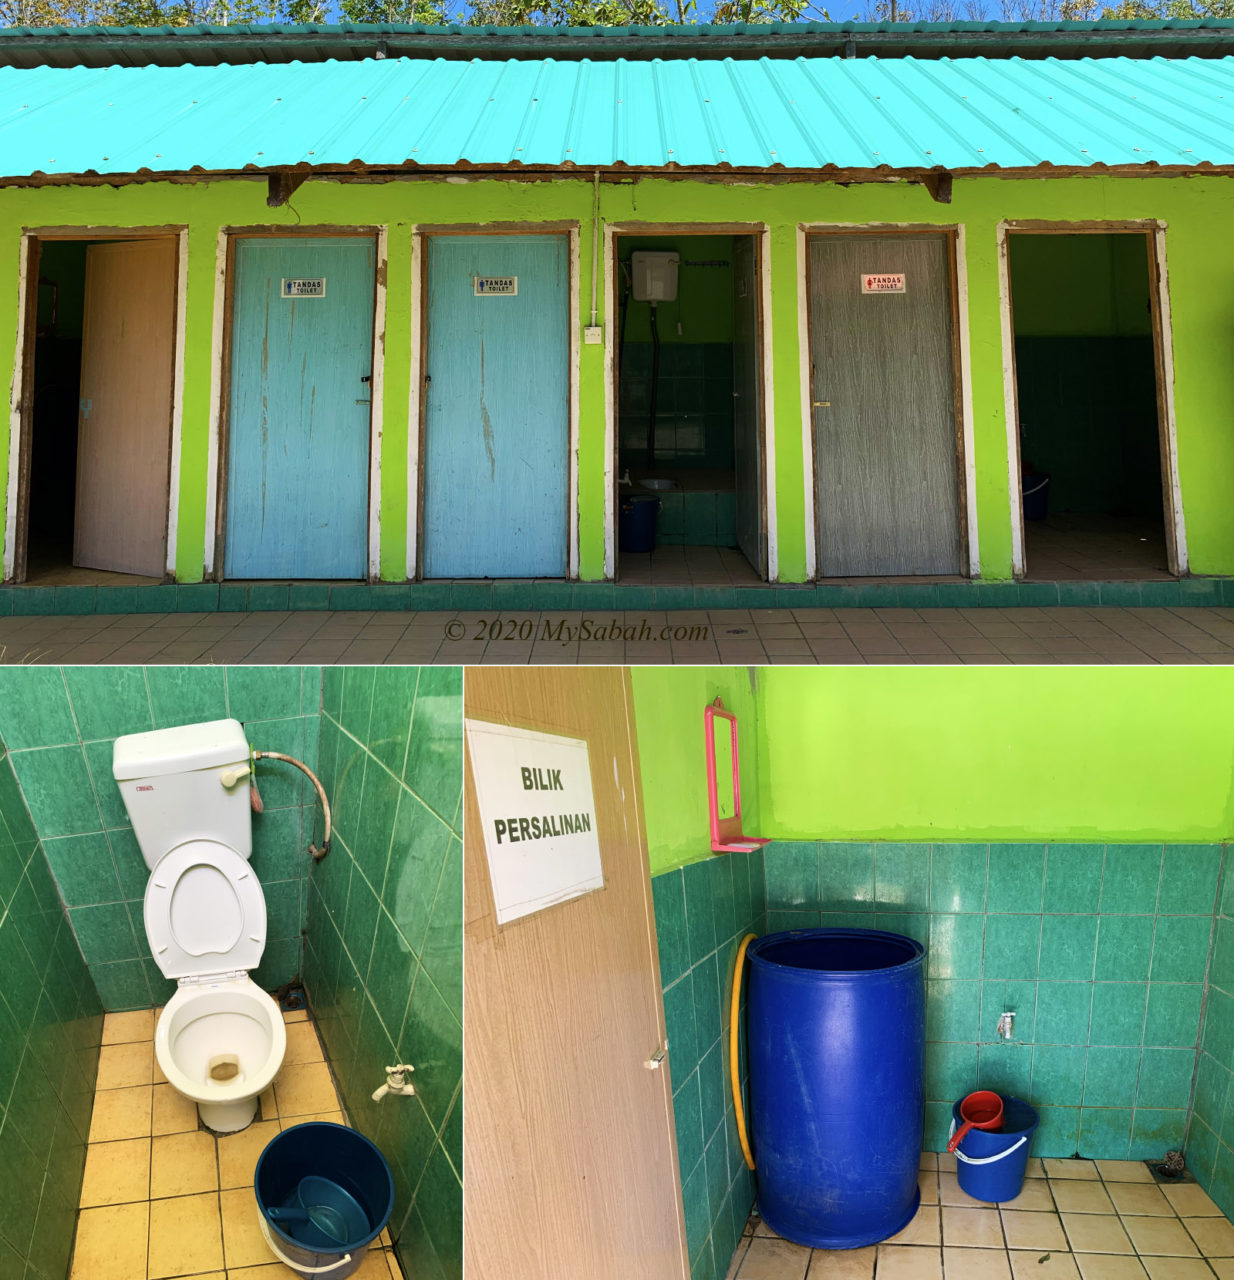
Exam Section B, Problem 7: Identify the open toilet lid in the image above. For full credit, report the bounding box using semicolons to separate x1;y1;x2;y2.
145;840;267;980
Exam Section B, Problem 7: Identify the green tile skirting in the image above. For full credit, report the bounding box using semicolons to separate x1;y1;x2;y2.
0;576;1231;616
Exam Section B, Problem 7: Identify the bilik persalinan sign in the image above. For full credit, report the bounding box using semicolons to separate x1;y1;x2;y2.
465;719;604;925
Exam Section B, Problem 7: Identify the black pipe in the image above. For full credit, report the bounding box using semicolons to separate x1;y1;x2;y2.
647;301;660;470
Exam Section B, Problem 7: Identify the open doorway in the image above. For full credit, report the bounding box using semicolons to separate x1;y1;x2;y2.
1008;230;1177;580
14;234;178;584
614;231;766;585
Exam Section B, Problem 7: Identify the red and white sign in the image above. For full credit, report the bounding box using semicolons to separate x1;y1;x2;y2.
861;273;906;294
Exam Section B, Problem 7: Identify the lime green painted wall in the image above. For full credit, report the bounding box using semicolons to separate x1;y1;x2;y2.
756;668;1234;842
630;665;761;875
3;174;1234;582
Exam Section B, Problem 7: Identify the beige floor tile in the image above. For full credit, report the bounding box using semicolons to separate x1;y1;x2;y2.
1009;1252;1081;1280
1105;1182;1171;1216
943;1247;1012;1279
1074;1257;1147;1280
1001;1210;1068;1251
939;1173;996;1208
1025;1159;1046;1179
151;1130;219;1198
351;1253;401;1280
1185;1215;1234;1257
79;1136;150;1207
280;1109;346;1130
221;1187;276;1269
1004;1178;1055;1212
938;1152;957;1174
222;1268;287;1278
218;1120;281;1189
805;1245;876;1278
258;1086;278;1120
96;1040;154;1090
1206;1261;1234;1279
1120;1213;1200;1257
734;1234;812;1277
1062;1213;1134;1254
283;1020;325;1065
147;1192;225;1279
88;1084;153;1142
283;1008;309;1023
1163;1183;1222;1216
920;1170;939;1204
1052;1182;1116;1214
1046;1159;1100;1181
274;1062;339;1117
101;1009;155;1045
921;1152;939;1171
941;1207;1003;1249
151;1082;199;1136
69;1201;148;1280
888;1205;942;1247
1096;1160;1155;1184
1143;1260;1219;1280
875;1245;943;1280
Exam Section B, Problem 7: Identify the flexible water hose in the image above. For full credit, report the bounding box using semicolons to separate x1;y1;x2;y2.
252;750;332;859
731;932;758;1171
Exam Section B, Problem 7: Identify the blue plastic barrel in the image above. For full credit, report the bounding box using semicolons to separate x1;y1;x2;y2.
747;928;926;1249
255;1122;394;1280
950;1095;1039;1203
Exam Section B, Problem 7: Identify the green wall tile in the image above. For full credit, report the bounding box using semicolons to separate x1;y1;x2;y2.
63;668;152;741
226;666;304;724
1089;983;1147;1047
403;668;463;823
10;748;100;838
925;1041;978;1103
988;844;1045;913
80;740;128;830
818;842;874;911
926;980;980;1042
1159;843;1222;916
1035;1105;1080;1158
0;670;75;749
1033;1044;1088;1108
367;667;419;778
1095;915;1154;981
1084;1047;1141;1108
401;971;462;1132
1079;1107;1132;1160
977;1043;1033;1100
354;761;401;896
1101;845;1163;914
983;915;1041;980
1137;1048;1195;1110
928;913;985;980
874;843;930;911
1145;984;1204;1048
1043;844;1104;914
42;834;121;907
1130;1108;1185;1159
930;843;988;914
1038;915;1098;981
1152;916;1213;983
981;980;1036;1044
68;902;139;965
421;839;462;1023
1035;983;1093;1045
763;842;818;909
146;665;227;729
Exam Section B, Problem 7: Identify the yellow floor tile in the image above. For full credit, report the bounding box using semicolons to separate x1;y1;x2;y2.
1185;1216;1234;1257
151;1082;199;1136
147;1192;225;1279
886;1204;941;1247
1096;1160;1155;1184
1162;1183;1222;1216
1052;1182;1116;1215
919;1170;939;1205
151;1130;219;1198
283;1008;309;1023
226;1267;290;1277
1143;1260;1216;1280
805;1246;875;1278
258;1086;278;1120
735;1234;811;1277
88;1084;153;1142
1004;1178;1055;1212
351;1252;400;1280
1061;1213;1134;1255
280;1110;346;1130
220;1187;277;1269
941;1206;1003;1249
1105;1182;1171;1217
1009;1253;1080;1279
96;1040;154;1090
101;1008;154;1045
1212;1262;1234;1280
1001;1210;1068;1252
274;1061;339;1117
920;1152;938;1171
79;1136;150;1207
1073;1257;1147;1280
1045;1159;1100;1181
217;1120;281;1190
283;1020;325;1065
1024;1159;1046;1179
1120;1213;1200;1257
69;1201;148;1280
943;1246;1012;1279
938;1153;957;1174
875;1244;942;1280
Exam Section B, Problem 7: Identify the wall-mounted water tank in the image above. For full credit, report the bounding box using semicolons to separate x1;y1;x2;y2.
631;251;680;303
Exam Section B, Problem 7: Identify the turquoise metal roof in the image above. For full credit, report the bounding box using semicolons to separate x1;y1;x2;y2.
1;54;1232;180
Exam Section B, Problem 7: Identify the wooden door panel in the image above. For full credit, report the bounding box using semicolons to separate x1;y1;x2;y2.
74;239;176;576
464;668;688;1280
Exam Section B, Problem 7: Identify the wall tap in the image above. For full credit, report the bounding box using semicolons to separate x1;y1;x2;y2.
371;1063;416;1103
997;1011;1015;1041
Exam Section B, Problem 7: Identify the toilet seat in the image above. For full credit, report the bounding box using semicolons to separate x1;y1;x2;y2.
145;839;267;980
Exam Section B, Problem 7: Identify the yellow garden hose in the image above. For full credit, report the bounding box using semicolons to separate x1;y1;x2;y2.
731;932;758;1171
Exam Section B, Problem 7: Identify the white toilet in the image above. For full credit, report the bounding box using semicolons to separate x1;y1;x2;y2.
113;718;288;1134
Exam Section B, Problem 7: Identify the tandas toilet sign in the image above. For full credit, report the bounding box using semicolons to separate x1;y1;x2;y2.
465;719;604;924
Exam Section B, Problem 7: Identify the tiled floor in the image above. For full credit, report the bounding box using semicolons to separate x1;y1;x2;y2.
1024;516;1172;582
619;544;764;586
73;1007;400;1280
726;1153;1234;1279
3;605;1234;665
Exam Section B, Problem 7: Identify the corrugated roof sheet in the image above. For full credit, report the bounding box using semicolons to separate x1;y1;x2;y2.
1;54;1232;180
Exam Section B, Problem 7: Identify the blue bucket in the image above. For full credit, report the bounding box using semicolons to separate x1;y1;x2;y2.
255;1122;394;1279
618;494;660;553
949;1095;1038;1203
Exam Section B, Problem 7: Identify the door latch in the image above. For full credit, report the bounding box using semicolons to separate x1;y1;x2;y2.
361;375;371;384
813;401;831;408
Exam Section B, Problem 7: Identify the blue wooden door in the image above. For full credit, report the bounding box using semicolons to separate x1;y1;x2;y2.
423;235;569;578
226;237;375;579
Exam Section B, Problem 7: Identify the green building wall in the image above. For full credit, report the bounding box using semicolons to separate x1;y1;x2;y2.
4;173;1234;584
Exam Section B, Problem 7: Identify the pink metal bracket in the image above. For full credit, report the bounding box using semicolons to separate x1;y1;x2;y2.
705;697;770;856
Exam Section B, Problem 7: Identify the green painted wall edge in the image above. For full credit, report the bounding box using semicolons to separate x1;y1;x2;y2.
4;174;1234;584
633;666;1234;872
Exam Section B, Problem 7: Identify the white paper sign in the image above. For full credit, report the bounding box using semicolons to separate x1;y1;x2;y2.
282;278;325;298
861;272;906;294
465;719;604;925
474;276;518;296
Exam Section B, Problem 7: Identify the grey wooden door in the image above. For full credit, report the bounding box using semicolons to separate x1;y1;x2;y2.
732;235;765;576
809;233;963;577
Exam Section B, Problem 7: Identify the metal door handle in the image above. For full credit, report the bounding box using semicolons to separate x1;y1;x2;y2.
814;401;830;407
